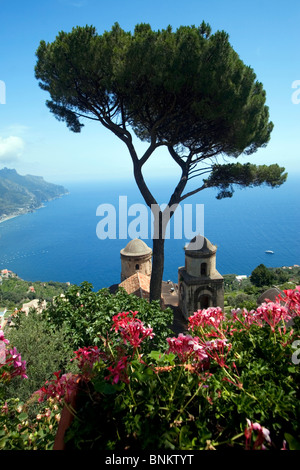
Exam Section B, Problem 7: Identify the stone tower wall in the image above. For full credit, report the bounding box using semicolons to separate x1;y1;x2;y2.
185;253;217;278
121;253;152;282
178;236;224;320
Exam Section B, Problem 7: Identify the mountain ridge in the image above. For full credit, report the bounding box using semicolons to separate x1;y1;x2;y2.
0;168;68;222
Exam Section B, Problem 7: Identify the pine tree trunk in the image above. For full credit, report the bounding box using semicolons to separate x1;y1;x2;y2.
149;207;168;303
149;236;165;303
130;148;187;303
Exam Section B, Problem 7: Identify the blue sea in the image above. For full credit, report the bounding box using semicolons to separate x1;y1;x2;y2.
0;175;299;290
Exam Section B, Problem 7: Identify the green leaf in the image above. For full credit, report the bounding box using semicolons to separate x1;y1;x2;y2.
93;380;118;395
18;412;28;421
148;350;164;361
0;437;8;449
148;351;175;365
284;433;300;450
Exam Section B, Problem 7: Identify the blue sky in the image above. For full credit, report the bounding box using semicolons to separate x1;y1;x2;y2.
0;0;299;185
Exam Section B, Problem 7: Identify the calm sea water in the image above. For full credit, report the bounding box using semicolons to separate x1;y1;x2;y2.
0;176;299;290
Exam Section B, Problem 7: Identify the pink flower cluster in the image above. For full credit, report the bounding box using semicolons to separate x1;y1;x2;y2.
188;307;225;330
167;333;233;371
0;329;9;345
105;356;129;385
37;345;110;402
112;311;155;348
231;286;300;332
278;286;300;315
232;302;294;332
244;419;271;450
255;302;292;332
37;371;79;404
166;333;208;370
0;329;27;380
204;338;232;369
71;346;102;379
231;307;263;329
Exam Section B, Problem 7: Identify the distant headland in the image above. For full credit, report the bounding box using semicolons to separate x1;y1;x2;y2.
0;168;68;223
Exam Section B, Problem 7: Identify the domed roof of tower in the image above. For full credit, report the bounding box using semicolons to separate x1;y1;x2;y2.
184;235;217;254
257;287;282;306
120;238;152;257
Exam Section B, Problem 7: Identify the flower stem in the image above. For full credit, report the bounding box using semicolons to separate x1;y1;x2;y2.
201;431;244;449
128;380;137;407
174;383;202;423
169;365;183;402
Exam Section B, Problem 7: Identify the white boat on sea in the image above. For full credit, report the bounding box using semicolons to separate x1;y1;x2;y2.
265;250;274;254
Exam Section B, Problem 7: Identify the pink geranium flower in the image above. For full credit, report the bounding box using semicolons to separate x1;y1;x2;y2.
245;419;271;450
105;356;129;384
166;333;208;371
112;311;154;348
72;346;102;379
188;307;225;330
278;286;300;316
0;329;9;345
204;338;232;369
37;371;79;403
231;307;264;329
0;339;28;380
255;302;291;332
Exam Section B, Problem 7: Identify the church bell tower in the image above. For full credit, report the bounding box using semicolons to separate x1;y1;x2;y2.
178;235;224;320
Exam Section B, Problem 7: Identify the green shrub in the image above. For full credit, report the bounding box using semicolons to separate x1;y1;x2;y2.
42;282;173;352
38;287;300;451
5;311;76;406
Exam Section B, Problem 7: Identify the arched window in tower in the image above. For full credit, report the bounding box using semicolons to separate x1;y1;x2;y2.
201;262;207;276
200;294;210;309
135;264;139;270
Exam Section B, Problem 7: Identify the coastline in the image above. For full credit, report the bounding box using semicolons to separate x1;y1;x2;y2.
0;204;46;225
0;192;69;225
0;214;20;224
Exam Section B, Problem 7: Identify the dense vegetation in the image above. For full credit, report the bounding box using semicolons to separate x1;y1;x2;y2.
2;281;299;450
3;283;173;416
4;311;76;407
1;265;299;450
0;275;69;311
0;167;68;219
61;297;300;451
2;264;299;314
0;284;173;450
223;265;300;311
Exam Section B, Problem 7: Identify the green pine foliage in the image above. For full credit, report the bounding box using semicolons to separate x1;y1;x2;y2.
34;21;286;302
